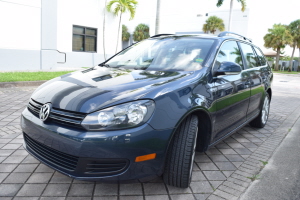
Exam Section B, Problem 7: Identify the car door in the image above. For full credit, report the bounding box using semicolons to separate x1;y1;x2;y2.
238;42;265;120
211;40;251;141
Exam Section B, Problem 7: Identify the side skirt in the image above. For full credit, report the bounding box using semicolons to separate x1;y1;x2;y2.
208;112;259;148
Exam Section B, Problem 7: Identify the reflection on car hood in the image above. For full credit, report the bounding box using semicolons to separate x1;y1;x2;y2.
31;67;194;113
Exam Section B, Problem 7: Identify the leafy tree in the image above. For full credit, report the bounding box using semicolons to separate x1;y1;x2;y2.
202;16;225;35
288;19;300;71
122;25;130;41
263;24;293;71
133;24;150;42
107;0;137;53
216;0;246;31
281;55;291;61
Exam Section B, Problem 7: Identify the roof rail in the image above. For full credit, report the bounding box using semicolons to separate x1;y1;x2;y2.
218;31;252;43
151;34;174;38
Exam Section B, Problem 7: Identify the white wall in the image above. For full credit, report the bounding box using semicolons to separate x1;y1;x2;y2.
158;0;205;34
123;0;157;37
0;49;40;71
56;0;120;68
0;0;41;50
0;0;41;70
207;9;250;36
122;0;249;38
123;0;206;36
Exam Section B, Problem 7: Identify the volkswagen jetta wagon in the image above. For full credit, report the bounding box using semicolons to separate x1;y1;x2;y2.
21;32;273;188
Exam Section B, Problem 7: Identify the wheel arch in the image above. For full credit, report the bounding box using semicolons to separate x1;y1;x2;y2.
169;108;213;153
192;110;213;152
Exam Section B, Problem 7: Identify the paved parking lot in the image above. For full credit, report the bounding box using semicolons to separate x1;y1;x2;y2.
0;74;300;200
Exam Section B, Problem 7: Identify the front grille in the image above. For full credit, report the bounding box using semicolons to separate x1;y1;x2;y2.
85;159;129;175
24;133;79;171
27;98;86;129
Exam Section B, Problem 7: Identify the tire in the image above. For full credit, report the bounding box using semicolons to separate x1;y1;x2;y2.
163;115;198;188
249;93;270;128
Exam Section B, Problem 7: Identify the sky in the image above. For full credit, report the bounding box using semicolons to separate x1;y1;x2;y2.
204;0;300;55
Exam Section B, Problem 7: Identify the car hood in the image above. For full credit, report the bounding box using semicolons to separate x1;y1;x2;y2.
31;67;194;113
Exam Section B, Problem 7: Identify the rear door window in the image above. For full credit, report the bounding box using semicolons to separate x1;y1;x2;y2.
239;42;259;68
253;47;267;66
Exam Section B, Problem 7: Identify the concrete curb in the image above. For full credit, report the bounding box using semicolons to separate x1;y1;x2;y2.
0;81;46;88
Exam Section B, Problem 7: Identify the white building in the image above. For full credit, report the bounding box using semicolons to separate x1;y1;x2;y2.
0;0;255;71
0;0;120;71
124;0;249;45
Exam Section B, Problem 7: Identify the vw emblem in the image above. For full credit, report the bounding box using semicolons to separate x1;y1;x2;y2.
39;103;51;122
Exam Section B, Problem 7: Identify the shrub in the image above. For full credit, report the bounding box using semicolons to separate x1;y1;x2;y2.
122;25;130;41
133;24;150;42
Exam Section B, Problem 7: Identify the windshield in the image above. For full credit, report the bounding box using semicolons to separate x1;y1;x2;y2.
105;37;215;71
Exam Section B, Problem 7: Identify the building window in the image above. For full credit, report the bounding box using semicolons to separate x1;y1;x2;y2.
72;25;97;52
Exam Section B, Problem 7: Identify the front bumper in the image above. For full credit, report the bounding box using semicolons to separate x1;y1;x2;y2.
21;108;173;182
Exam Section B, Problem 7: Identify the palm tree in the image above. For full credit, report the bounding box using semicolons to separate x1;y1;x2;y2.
107;0;137;53
133;24;150;42
263;24;293;71
202;24;209;34
202;16;225;35
216;0;246;31
288;19;300;71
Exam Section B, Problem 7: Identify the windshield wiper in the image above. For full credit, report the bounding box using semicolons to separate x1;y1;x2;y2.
98;63;111;68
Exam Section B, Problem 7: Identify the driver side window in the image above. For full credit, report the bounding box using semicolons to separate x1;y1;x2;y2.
213;41;244;72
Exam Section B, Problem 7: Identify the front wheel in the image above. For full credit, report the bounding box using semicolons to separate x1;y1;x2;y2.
163;115;198;188
249;93;270;128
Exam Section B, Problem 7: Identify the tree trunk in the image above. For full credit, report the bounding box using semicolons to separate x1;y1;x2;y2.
289;42;296;71
103;0;107;60
228;0;233;31
155;0;160;35
275;47;280;71
115;12;122;54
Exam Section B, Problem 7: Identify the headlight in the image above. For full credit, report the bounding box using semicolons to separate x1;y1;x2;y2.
81;100;155;130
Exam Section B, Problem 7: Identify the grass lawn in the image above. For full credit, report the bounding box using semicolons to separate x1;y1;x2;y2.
273;71;300;74
0;71;74;82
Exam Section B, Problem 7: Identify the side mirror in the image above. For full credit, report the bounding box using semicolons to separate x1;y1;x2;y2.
214;61;242;76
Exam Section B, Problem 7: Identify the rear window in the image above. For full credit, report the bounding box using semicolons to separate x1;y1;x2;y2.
106;37;215;71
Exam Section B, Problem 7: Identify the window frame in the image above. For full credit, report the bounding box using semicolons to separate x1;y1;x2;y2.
252;46;267;66
72;25;97;53
211;39;246;73
238;41;260;69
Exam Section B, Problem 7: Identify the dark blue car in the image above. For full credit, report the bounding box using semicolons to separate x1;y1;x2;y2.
21;32;273;188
